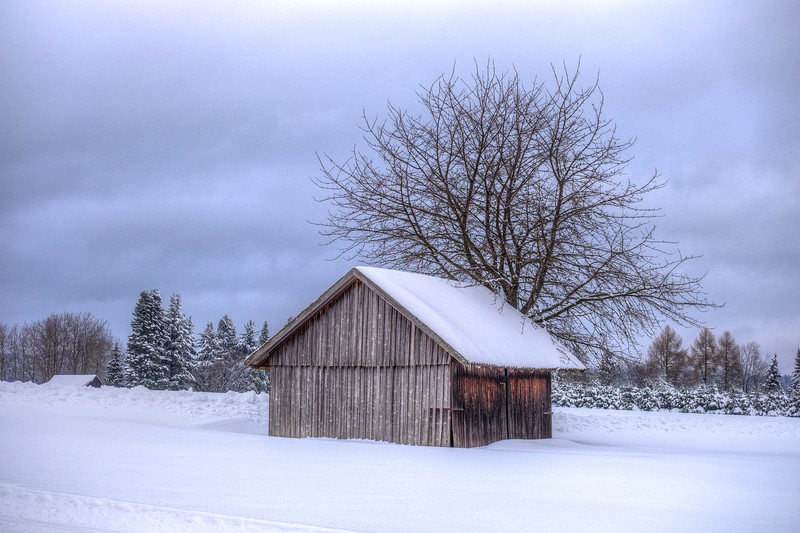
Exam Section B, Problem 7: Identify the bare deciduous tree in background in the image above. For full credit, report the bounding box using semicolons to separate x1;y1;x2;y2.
740;341;768;393
315;61;716;362
645;325;688;386
716;331;742;392
0;312;113;383
690;327;718;386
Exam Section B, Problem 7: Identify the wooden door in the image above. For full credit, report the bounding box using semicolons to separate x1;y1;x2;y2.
506;369;552;439
451;365;507;447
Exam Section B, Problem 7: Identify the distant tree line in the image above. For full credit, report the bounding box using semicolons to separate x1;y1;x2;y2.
558;325;800;416
586;325;793;393
0;312;114;383
1;291;270;393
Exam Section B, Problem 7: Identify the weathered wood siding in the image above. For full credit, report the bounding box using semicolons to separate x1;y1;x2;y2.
452;365;552;447
269;279;452;368
507;369;552;439
451;365;507;447
268;279;452;446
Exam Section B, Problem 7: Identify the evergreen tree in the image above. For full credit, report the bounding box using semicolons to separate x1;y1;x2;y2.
689;328;718;387
124;290;170;389
194;317;248;392
106;341;125;387
791;348;800;398
597;350;620;386
764;354;782;393
237;320;258;356
193;322;219;392
716;331;742;391
258;320;270;346
238;320;269;393
192;316;270;393
254;320;271;393
164;293;196;390
216;315;237;354
196;322;220;365
217;315;242;389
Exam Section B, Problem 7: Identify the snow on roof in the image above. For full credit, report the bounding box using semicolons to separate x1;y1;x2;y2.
355;267;584;370
47;375;101;386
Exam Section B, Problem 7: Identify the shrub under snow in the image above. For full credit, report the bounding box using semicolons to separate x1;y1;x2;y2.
553;380;800;417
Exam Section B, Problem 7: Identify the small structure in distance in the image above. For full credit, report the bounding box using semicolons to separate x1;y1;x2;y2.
246;266;584;447
47;374;103;388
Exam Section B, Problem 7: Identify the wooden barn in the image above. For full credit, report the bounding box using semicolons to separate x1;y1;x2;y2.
245;267;583;447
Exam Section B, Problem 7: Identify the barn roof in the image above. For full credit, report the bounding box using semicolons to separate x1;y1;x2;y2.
246;266;584;371
47;374;102;386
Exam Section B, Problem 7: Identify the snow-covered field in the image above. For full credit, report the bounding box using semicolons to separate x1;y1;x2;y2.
1;382;798;532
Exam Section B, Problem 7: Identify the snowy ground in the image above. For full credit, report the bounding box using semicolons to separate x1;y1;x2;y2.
1;382;798;532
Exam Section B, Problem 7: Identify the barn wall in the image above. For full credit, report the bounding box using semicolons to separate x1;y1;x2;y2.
268;280;452;446
452;365;552;447
269;365;451;446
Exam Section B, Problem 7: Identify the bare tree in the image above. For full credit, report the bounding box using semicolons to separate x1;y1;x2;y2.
689;327;718;387
18;323;37;382
716;331;742;392
0;313;112;384
740;341;767;393
0;323;9;381
644;325;688;386
315;61;715;362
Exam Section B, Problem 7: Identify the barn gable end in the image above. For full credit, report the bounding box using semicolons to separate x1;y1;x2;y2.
266;278;454;446
246;267;583;447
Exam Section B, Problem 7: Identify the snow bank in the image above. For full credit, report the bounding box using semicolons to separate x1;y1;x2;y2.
0;380;268;429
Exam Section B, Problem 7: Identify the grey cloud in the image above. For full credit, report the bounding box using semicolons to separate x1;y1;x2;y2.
1;0;797;369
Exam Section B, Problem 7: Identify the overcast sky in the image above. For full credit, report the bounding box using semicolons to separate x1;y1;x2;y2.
2;0;798;370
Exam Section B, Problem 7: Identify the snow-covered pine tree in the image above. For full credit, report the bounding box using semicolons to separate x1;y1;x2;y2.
124;290;170;389
219;318;250;392
164;293;196;390
764;354;783;394
106;341;125;387
212;315;250;392
256;320;271;393
690;328;718;387
237;320;258;356
196;322;220;365
258;321;270;346
238;320;269;393
597;350;620;386
192;322;218;391
791;348;800;398
216;315;237;354
194;317;244;392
